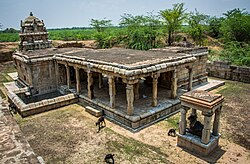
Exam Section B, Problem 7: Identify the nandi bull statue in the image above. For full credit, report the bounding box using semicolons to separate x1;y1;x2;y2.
187;115;204;137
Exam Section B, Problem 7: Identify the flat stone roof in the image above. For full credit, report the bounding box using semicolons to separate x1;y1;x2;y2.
14;47;207;66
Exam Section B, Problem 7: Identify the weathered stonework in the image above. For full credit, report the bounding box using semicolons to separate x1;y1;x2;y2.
207;61;250;83
177;90;224;156
7;13;209;131
0;97;43;163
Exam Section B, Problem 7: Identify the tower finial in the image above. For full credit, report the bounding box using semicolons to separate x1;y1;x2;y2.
30;12;33;16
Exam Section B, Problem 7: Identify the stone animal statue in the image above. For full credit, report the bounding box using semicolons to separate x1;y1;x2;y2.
104;154;115;164
187;115;204;137
168;128;176;137
96;116;106;132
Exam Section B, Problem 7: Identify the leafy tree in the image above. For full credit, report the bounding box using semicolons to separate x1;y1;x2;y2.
90;18;114;48
221;8;250;43
160;3;187;46
119;13;163;50
90;18;112;32
208;17;224;38
187;9;209;46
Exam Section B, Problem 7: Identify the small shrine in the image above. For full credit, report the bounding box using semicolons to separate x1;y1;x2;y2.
177;90;224;156
19;12;52;51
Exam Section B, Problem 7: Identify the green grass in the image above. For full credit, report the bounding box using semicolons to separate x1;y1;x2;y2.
105;128;169;163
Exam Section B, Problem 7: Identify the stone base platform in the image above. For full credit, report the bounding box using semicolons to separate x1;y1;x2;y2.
177;133;220;156
79;95;181;132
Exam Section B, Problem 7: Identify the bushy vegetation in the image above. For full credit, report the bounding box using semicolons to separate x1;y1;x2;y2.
219;42;250;66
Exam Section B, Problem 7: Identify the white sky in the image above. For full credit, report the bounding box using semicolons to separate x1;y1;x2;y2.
0;0;249;29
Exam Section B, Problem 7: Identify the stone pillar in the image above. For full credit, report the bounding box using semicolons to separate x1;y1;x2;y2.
87;71;94;99
55;62;59;87
201;114;213;144
123;79;138;116
152;74;159;107
99;73;103;89
188;67;193;91
66;65;71;89
134;82;140;100
126;84;134;116
213;106;222;136
179;108;187;135
171;69;178;99
75;67;81;94
108;76;116;108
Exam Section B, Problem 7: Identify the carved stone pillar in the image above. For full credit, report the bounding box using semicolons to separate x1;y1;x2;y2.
108;76;116;108
171;69;178;99
152;74;159;107
66;65;71;89
201;113;213;144
87;71;94;99
55;62;59;87
126;84;134;116
123;78;138;116
213;106;222;136
134;82;140;100
179;108;187;135
75;67;81;94
99;73;103;89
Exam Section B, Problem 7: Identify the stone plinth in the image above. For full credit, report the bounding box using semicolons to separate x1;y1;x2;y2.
177;133;220;156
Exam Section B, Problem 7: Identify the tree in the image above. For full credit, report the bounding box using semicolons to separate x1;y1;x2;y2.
208;17;224;38
160;3;187;46
90;18;115;48
90;18;112;32
220;8;250;43
119;13;163;50
187;9;209;46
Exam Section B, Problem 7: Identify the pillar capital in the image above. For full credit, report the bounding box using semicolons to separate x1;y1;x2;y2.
122;78;139;84
151;73;160;79
74;66;80;70
202;111;214;117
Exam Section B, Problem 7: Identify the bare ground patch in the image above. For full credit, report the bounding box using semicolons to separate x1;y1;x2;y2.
15;102;250;164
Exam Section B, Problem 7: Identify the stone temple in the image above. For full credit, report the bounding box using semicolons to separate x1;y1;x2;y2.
8;13;209;131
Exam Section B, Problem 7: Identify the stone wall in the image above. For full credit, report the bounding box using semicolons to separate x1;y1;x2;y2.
15;59;57;95
207;61;250;83
178;54;208;89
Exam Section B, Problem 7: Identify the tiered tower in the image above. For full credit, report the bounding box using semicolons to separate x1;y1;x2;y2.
19;12;52;51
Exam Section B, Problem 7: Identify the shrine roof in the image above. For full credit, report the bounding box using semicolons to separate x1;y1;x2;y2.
14;47;207;67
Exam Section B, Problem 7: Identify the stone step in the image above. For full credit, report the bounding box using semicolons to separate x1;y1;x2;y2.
85;106;102;117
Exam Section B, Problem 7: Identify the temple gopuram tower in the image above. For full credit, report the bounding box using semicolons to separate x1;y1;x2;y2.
19;12;52;51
